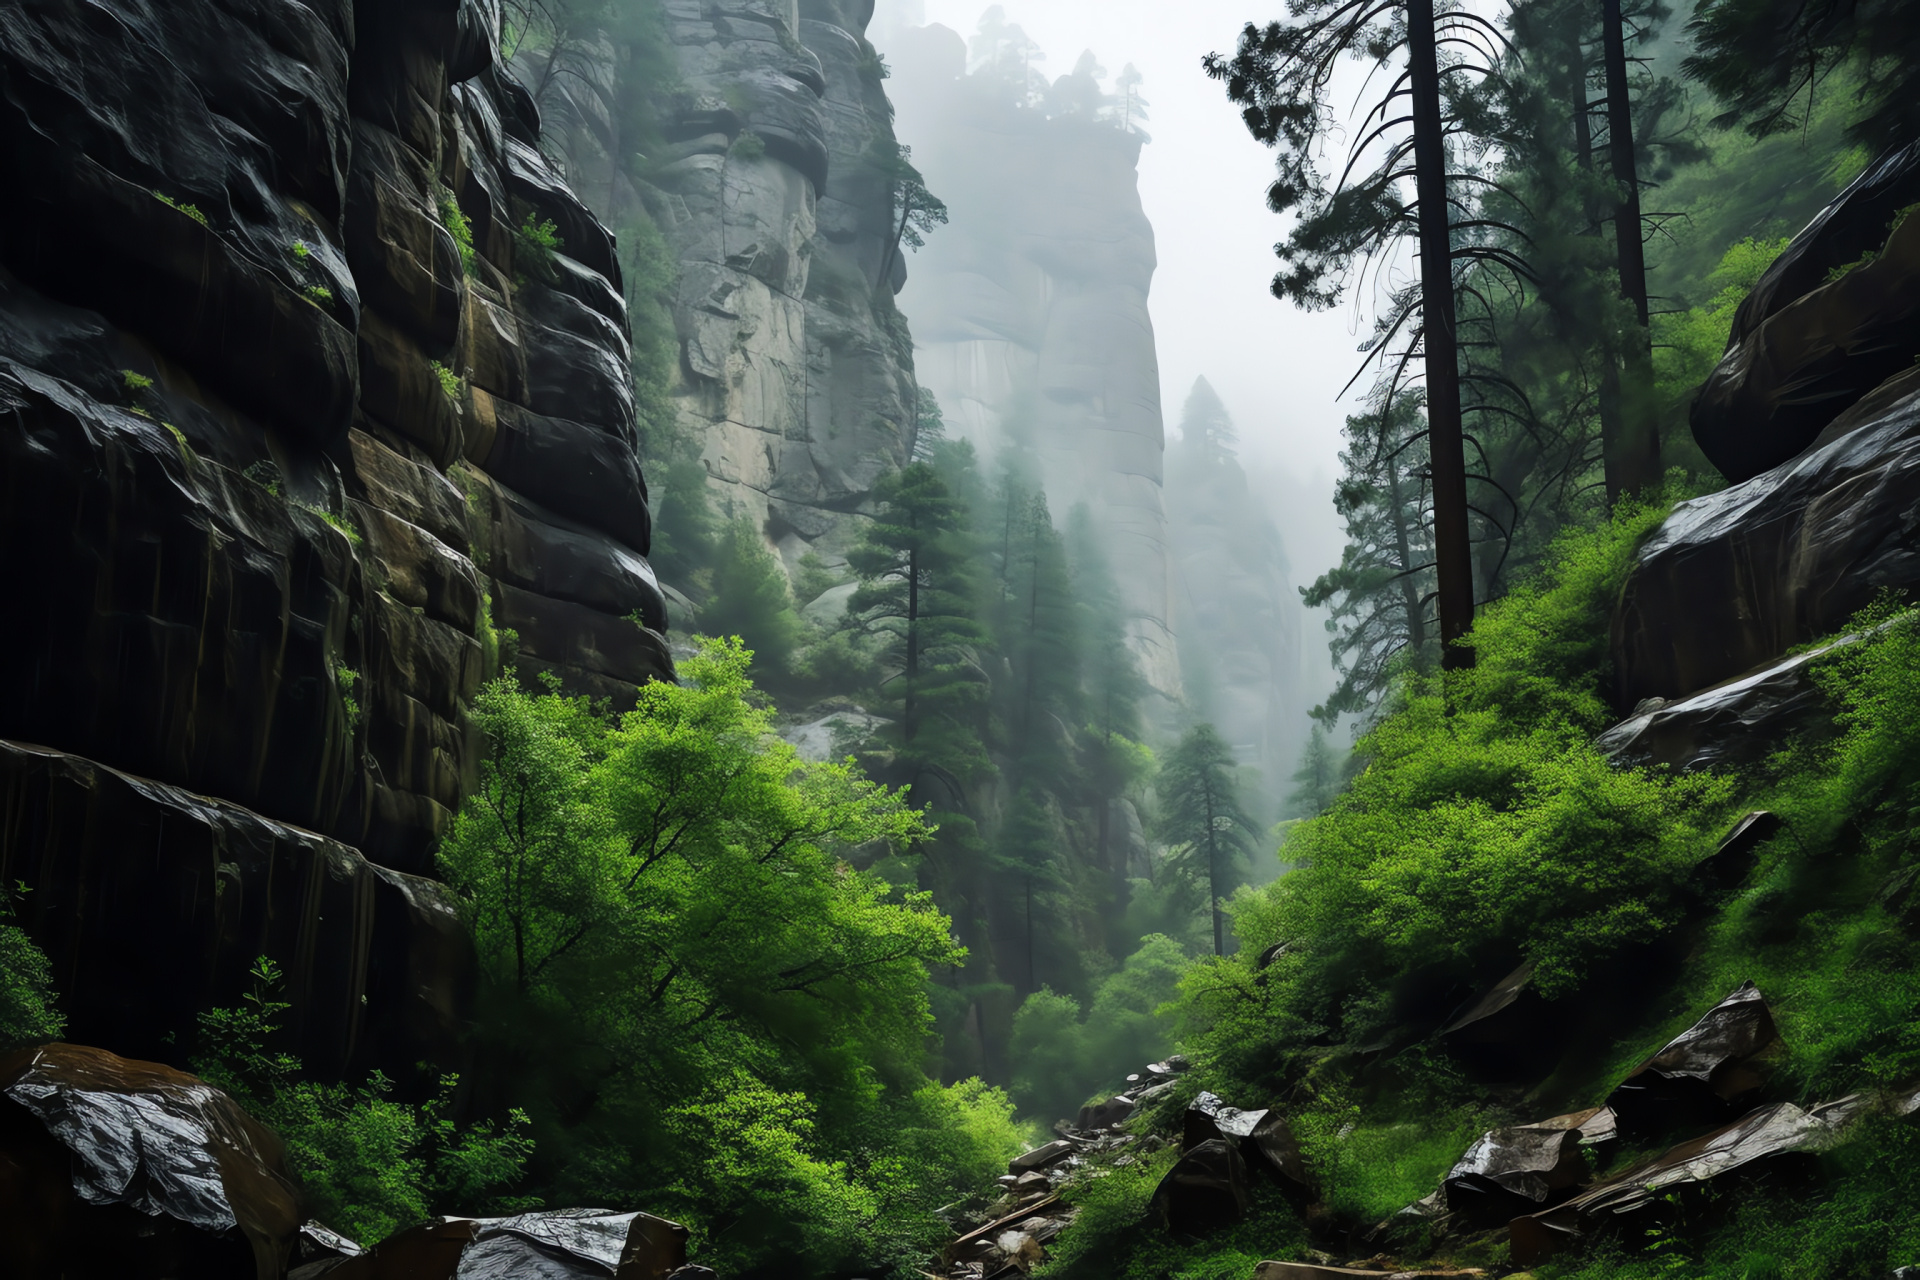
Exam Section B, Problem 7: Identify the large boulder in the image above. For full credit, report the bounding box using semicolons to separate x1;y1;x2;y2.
0;1043;302;1280
1692;141;1920;482
1606;981;1781;1140
1613;377;1920;711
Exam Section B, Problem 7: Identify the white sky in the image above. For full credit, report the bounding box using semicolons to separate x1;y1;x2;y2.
872;0;1371;585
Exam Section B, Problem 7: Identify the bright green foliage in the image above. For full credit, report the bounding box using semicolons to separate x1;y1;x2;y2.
1291;1090;1490;1226
193;957;536;1244
1183;502;1735;1085
1156;724;1259;958
514;214;562;282
0;888;63;1050
1006;934;1188;1121
291;240;310;259
121;369;154;393
440;640;982;1274
1037;1142;1307;1280
701;520;802;676
151;190;209;226
1652;236;1790;415
430;360;464;401
305;285;334;305
437;188;476;275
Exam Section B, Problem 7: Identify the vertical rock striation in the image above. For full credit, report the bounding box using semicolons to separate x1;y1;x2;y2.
881;22;1181;701
0;0;667;1074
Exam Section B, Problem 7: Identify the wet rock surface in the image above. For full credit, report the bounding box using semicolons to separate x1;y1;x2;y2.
1613;373;1920;712
0;0;667;1073
316;1208;689;1280
0;1043;302;1280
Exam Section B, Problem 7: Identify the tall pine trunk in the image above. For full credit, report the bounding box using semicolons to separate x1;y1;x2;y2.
1406;0;1475;670
904;542;920;744
1601;0;1662;499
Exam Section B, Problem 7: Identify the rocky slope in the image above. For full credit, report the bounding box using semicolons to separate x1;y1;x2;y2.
881;20;1182;703
0;0;669;1077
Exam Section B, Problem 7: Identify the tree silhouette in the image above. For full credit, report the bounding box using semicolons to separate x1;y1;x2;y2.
869;139;948;290
1205;1;1513;670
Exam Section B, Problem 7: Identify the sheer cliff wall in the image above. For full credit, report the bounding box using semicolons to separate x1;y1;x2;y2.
0;0;668;1076
881;21;1181;702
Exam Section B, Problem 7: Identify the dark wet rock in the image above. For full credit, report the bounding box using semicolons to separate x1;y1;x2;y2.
324;1209;689;1280
1439;1112;1595;1228
1254;1264;1483;1279
0;739;472;1079
1607;981;1781;1140
1598;637;1854;772
0;0;669;1077
1148;1137;1251;1235
1008;1139;1075;1174
1693;183;1920;483
1693;812;1783;894
1613;378;1920;711
1181;1092;1309;1191
1436;960;1566;1081
1077;1095;1137;1130
0;1043;302;1280
1510;1094;1871;1267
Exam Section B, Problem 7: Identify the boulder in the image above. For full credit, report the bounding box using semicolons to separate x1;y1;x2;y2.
1008;1138;1075;1174
1510;1095;1871;1267
1692;195;1920;483
324;1209;689;1280
1439;1112;1595;1227
1182;1091;1309;1191
1612;378;1920;711
1147;1137;1251;1235
0;1043;302;1280
1606;981;1781;1139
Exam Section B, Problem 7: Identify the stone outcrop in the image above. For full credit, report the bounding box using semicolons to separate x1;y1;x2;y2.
0;0;668;1074
881;22;1180;700
522;0;921;576
1615;142;1920;717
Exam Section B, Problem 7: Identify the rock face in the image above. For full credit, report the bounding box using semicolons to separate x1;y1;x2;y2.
1615;142;1920;716
0;0;668;1074
526;0;921;573
881;22;1181;700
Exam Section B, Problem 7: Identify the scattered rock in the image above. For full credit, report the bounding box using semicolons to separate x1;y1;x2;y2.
1510;1095;1871;1267
1147;1137;1251;1235
1182;1091;1309;1191
1606;981;1781;1139
1253;1263;1483;1279
323;1208;690;1280
1008;1139;1075;1174
1439;1112;1594;1227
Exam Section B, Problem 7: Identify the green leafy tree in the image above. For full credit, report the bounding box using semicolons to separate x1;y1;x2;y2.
1286;725;1343;819
1157;724;1259;957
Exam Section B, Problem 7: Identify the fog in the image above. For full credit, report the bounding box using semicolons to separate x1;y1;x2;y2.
873;0;1363;589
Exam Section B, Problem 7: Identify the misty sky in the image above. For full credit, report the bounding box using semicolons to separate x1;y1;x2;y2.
871;0;1373;589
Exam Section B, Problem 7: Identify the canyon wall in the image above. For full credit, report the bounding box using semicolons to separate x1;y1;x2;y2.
0;0;668;1075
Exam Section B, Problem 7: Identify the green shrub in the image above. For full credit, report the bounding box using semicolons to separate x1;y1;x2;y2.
513;213;562;283
429;360;464;400
437;188;476;276
194;957;537;1243
730;131;767;161
0;887;63;1050
151;190;209;226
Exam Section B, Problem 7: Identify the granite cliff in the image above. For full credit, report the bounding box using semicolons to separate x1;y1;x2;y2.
0;0;669;1077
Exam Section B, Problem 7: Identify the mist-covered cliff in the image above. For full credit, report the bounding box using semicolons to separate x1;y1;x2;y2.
880;18;1181;702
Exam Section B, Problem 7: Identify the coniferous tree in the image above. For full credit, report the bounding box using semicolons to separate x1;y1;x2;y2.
1156;724;1259;957
1303;399;1437;725
1686;0;1920;152
848;464;988;783
1205;1;1506;669
1286;725;1343;818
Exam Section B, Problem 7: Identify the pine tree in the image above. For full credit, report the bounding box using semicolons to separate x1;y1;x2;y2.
1302;399;1438;726
847;463;989;784
1286;725;1342;818
1156;724;1259;957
